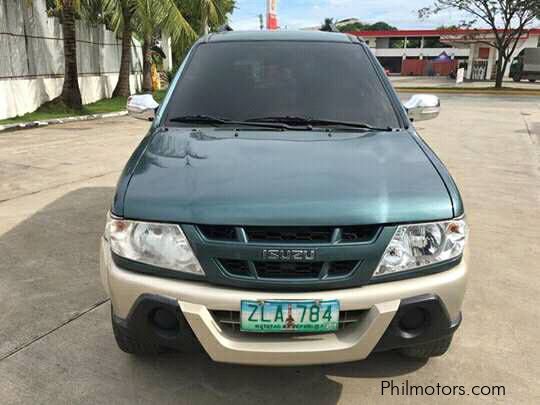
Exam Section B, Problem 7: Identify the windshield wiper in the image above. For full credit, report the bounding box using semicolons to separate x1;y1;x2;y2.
169;114;232;124
168;114;291;130
246;115;394;131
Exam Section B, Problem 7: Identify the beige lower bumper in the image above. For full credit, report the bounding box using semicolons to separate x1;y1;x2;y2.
101;239;467;365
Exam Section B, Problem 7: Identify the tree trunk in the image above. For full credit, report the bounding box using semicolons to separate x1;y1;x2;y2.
494;52;505;89
112;12;132;98
59;0;82;109
201;14;208;36
498;57;510;89
142;36;153;93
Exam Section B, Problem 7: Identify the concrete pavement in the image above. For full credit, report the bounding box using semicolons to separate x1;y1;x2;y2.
391;76;540;90
0;95;539;404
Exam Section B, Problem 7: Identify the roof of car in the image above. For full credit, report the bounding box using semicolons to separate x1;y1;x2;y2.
206;30;359;43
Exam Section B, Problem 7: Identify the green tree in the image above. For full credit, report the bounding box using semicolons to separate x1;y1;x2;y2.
171;0;235;67
103;0;137;96
436;24;460;30
43;0;83;109
195;0;223;35
131;0;197;92
329;20;398;33
104;0;233;95
79;0;110;25
177;0;235;35
320;18;336;32
419;0;537;88
364;21;398;31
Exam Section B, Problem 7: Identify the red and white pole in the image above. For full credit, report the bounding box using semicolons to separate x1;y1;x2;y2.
266;0;278;30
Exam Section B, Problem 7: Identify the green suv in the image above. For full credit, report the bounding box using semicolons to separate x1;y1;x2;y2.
100;30;468;365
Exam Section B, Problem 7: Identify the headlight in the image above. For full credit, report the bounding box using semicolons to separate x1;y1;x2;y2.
373;218;468;277
105;214;204;275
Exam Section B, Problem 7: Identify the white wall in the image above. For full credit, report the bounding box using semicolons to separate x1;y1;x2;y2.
462;34;540;79
0;73;143;120
0;0;149;120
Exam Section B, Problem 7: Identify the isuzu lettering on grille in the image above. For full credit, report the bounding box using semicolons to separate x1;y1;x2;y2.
262;249;317;261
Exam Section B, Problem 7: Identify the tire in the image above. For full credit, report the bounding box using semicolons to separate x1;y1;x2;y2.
529;79;536;83
512;76;521;82
111;310;162;355
399;335;453;359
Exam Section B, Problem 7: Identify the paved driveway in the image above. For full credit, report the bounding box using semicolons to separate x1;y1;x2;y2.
391;76;540;90
0;95;539;404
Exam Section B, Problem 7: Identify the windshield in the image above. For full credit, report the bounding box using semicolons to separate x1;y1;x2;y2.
165;41;400;128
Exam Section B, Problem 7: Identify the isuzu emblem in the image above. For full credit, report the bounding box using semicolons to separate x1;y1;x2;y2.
262;249;317;261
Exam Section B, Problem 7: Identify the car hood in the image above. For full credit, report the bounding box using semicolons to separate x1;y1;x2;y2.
122;128;453;225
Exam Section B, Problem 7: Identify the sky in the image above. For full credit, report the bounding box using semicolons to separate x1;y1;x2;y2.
229;0;468;31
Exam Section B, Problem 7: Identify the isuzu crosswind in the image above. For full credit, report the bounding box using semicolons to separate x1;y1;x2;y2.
100;30;468;365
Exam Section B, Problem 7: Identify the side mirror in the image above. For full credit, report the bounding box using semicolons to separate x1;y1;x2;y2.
403;94;440;122
127;94;159;121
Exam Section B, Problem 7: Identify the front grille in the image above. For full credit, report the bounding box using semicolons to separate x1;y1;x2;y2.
341;226;380;242
246;226;333;243
219;259;358;280
219;259;251;277
197;224;380;286
327;261;358;277
198;225;379;244
211;309;367;333
198;225;237;241
254;261;323;279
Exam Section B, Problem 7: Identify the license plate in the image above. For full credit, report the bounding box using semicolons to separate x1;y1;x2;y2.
240;300;339;333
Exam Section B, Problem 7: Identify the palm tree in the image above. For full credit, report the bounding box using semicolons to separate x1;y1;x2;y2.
172;0;234;62
103;0;137;97
103;0;233;95
44;0;83;109
61;0;83;108
131;0;197;92
320;18;335;32
193;0;223;35
188;0;235;35
92;0;235;98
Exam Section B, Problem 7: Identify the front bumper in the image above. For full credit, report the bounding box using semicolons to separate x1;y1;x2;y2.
101;238;467;365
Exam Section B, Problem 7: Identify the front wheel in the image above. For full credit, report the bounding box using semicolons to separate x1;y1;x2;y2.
399;335;453;359
529;79;536;83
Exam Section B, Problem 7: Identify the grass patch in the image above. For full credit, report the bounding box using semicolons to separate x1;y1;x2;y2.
0;89;168;126
153;89;167;103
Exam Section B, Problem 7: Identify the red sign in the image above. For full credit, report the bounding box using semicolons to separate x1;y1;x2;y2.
267;0;278;30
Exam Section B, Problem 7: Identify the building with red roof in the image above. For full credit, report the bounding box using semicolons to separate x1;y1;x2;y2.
348;28;540;80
